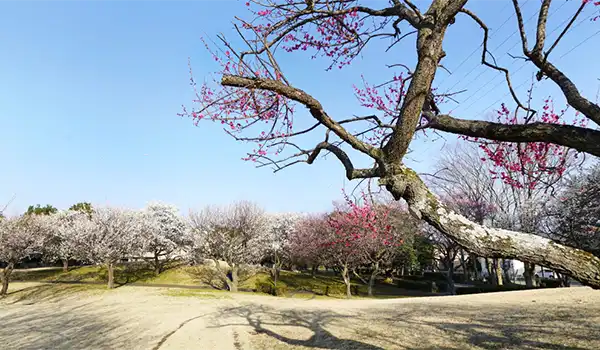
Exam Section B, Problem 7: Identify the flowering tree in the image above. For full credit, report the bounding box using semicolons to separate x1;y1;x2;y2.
263;212;303;286
0;215;46;295
328;192;404;296
467;95;586;285
69;207;143;289
287;214;330;275
38;211;82;272
182;0;600;288
188;201;269;292
140;202;191;275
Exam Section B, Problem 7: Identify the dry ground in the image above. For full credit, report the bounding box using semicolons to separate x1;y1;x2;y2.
1;282;599;350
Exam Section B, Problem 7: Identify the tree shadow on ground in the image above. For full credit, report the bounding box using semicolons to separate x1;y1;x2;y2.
0;300;131;349
210;304;390;349
1;283;105;305
210;297;600;350
373;301;600;349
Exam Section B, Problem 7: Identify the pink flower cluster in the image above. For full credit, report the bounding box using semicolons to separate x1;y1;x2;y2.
179;38;296;162
327;191;401;249
464;99;586;189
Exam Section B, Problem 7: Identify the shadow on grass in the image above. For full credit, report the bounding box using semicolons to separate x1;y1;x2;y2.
2;283;105;305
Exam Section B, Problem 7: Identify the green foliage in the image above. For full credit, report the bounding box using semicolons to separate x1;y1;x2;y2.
540;278;564;288
69;202;93;216
324;283;348;296
254;280;289;296
396;278;436;293
25;204;58;216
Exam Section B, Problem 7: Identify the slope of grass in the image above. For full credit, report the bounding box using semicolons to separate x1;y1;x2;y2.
10;263;428;299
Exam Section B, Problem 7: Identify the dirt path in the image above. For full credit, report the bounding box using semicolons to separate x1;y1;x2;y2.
1;282;600;350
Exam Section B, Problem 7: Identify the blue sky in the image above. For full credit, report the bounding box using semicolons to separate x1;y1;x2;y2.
1;0;599;216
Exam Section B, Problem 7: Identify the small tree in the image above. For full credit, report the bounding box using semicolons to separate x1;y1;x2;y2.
70;207;143;289
328;193;404;297
140;202;191;275
288;214;330;276
0;216;45;295
189;201;268;292
41;211;82;272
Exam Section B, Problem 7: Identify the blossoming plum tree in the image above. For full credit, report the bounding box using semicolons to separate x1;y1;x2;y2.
140;202;191;275
69;207;143;289
263;212;303;286
0;215;46;295
182;0;600;288
328;192;404;297
188;201;269;292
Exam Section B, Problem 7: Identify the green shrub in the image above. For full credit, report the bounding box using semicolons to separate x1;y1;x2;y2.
423;272;447;281
273;284;288;296
324;284;347;296
397;279;435;292
540;278;563;288
255;281;274;294
455;283;531;295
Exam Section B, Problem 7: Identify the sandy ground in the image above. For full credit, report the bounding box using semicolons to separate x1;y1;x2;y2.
1;282;599;350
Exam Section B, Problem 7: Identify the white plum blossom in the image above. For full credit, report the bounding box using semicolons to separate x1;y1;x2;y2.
69;206;144;289
140;202;191;274
188;201;269;292
0;215;46;295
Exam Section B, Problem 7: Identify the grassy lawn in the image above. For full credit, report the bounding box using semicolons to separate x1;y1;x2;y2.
10;263;430;299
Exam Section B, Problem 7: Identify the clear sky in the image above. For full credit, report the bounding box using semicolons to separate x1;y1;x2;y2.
1;0;599;216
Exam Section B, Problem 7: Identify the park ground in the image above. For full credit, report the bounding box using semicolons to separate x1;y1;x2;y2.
1;279;600;350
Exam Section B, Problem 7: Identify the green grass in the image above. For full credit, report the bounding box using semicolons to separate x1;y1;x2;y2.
11;263;427;299
2;283;106;304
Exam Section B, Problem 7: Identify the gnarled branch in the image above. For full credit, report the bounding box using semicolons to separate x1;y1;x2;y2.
425;113;600;157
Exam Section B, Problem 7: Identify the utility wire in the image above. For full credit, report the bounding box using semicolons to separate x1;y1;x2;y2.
453;2;588;115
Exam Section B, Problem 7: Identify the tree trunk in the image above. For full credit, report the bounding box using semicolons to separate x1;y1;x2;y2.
486;258;495;285
271;263;279;287
524;262;535;287
380;169;600;289
495;259;504;286
62;259;69;272
154;254;161;276
460;249;468;282
0;262;15;296
368;262;380;297
229;264;239;292
446;264;456;295
311;265;317;278
107;262;115;289
341;264;352;299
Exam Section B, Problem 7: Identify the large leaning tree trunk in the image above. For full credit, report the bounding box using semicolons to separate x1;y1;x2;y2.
184;0;600;289
379;166;600;289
